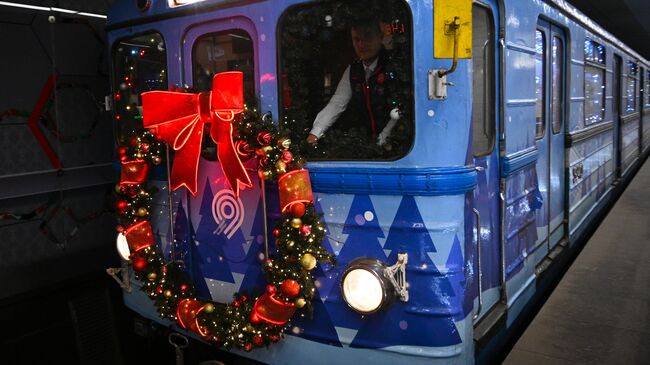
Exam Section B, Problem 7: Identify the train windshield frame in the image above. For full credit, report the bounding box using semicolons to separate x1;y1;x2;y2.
111;32;168;142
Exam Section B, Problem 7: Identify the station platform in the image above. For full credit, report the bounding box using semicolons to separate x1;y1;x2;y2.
503;158;650;364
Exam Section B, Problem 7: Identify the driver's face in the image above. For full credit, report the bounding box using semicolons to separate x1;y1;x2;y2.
351;27;383;62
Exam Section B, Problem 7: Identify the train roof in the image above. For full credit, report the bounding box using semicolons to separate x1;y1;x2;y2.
106;0;648;65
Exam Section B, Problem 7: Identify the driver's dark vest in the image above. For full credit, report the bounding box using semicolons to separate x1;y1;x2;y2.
347;50;390;137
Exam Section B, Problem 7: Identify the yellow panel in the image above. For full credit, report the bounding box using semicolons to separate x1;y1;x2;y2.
434;0;472;59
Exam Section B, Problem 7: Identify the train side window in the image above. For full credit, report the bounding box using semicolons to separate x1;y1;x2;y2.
112;33;167;141
584;39;606;125
625;61;638;113
535;29;546;139
192;29;254;99
551;36;563;134
278;0;413;160
471;4;495;156
646;70;650;108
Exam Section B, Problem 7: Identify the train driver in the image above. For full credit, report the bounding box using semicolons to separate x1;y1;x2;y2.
306;15;401;147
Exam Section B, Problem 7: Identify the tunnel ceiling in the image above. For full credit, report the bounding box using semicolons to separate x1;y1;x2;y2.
570;0;650;60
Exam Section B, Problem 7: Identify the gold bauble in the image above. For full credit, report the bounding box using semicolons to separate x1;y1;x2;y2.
275;161;287;174
137;207;148;217
115;184;122;193
291;218;302;228
300;253;317;271
286;240;295;249
147;272;157;281
295;298;306;308
164;289;172;297
152;156;162;165
203;303;215;313
261;145;273;156
262;170;272;180
135;153;143;159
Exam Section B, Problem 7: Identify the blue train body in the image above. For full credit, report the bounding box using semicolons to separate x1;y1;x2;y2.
107;0;650;363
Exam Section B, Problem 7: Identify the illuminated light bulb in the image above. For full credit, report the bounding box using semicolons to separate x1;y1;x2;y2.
116;233;131;261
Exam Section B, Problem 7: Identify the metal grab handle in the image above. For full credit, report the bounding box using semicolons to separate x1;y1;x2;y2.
472;208;483;322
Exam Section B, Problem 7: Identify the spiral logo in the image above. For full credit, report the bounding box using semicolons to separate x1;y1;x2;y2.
211;189;245;239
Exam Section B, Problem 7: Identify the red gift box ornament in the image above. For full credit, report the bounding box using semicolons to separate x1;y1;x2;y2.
253;290;297;325
278;170;314;213
120;159;149;186
141;72;252;196
176;299;204;333
124;220;155;252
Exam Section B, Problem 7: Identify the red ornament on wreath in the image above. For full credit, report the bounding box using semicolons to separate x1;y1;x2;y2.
131;255;147;272
290;202;305;218
280;279;301;298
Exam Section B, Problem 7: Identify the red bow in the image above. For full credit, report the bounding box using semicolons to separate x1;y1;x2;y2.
141;72;252;196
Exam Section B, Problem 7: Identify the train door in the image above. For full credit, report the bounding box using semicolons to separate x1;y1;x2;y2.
613;54;622;178
471;1;501;322
535;20;566;253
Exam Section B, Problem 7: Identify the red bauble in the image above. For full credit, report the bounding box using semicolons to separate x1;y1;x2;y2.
120;155;128;162
270;334;281;342
116;200;128;212
232;300;241;308
281;150;293;163
280;279;301;298
118;146;127;156
132;256;147;271
180;284;188;292
266;284;277;295
300;224;312;236
290;203;305;218
240;295;248;302
272;229;280;236
253;335;264;347
155;286;164;294
244;343;253;352
116;225;124;233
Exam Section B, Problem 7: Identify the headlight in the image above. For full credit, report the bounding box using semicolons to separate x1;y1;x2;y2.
341;254;408;315
116;233;131;261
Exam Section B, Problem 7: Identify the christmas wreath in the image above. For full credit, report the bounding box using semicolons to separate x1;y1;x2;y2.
115;72;334;351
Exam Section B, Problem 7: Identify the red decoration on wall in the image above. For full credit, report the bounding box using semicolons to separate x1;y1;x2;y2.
253;291;297;325
28;74;61;169
141;72;252;196
278;170;314;213
124;220;155;252
120;159;150;186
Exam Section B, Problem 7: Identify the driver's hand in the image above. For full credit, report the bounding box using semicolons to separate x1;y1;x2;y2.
307;134;319;145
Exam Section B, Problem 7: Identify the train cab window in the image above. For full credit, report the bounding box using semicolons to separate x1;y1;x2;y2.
625;61;638;113
471;4;495;156
192;29;255;99
112;33;167;140
278;0;413;160
551;36;564;134
584;39;606;125
535;30;546;139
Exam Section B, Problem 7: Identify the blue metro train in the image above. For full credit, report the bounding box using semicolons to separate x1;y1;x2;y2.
107;0;650;363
